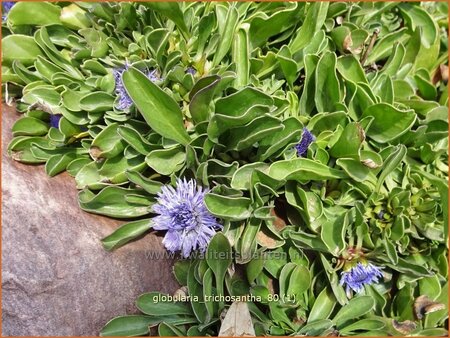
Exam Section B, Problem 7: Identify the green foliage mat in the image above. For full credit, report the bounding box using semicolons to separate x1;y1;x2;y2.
2;1;448;336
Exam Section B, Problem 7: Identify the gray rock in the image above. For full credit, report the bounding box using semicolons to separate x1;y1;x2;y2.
2;105;179;336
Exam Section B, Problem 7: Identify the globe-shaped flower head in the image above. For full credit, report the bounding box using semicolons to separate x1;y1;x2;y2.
295;127;315;157
152;178;222;258
340;262;383;293
2;2;15;20
113;66;162;110
50;114;62;129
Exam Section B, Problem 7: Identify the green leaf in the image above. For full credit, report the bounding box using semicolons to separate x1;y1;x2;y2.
386;257;432;277
332;296;375;327
287;264;311;300
278;46;298;89
337;55;368;84
12;117;49;136
187;262;209;323
256;116;303;161
204;193;252;220
375;145;406;192
383;237;399;265
137;292;193;316
336;158;376;183
320;213;347;256
362;103;416;143
146;146;185;176
329;122;364;159
268;158;347;181
320;254;348;305
289;2;329;53
412;328;449;336
246;257;265;284
158;322;185;337
202;268;215;320
308;287;336;322
101;219;151;251
2;35;44;66
173;260;190;286
45;153;77;177
231;163;269;190
78;187;151;219
424;281;448;328
366;28;408;64
79;91;115;113
224;115;284;151
297;319;333;336
7;2;61;26
232;24;250;88
236;218;261;264
117;126;155;155
212;5;239;67
298;54;320;115
206;233;232;297
278;263;296;299
189;75;221;124
315;51;342;113
248;2;300;49
8;136;50;164
90;123;125;160
100;315;161;336
122;68;190;145
289;230;330;253
11;60;42;84
126;171;163;195
142;2;188;38
208;102;272;143
398;3;438;48
339;318;386;335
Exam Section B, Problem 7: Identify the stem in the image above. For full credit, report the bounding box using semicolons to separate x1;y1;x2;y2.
360;28;380;66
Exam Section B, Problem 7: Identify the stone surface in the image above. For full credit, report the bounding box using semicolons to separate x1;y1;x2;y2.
2;105;179;336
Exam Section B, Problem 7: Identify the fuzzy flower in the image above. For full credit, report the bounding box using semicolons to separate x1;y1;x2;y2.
295;127;315;157
50;114;62;129
114;66;161;110
377;210;385;220
2;1;15;20
340;262;383;293
147;69;162;82
152;178;222;258
113;66;133;110
186;67;196;75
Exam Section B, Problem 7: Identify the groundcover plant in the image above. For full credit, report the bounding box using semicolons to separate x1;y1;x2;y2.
2;1;448;336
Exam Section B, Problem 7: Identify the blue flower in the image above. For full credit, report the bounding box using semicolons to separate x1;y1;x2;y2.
50;114;62;129
295;127;315;157
340;262;383;293
186;67;196;75
113;66;133;110
2;1;15;20
147;69;162;82
152;178;222;258
114;66;161;110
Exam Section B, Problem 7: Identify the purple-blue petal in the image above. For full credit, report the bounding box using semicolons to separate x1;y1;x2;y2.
2;1;15;20
186;67;196;75
152;178;222;258
340;262;383;293
295;127;315;157
50;114;62;129
114;66;161;110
